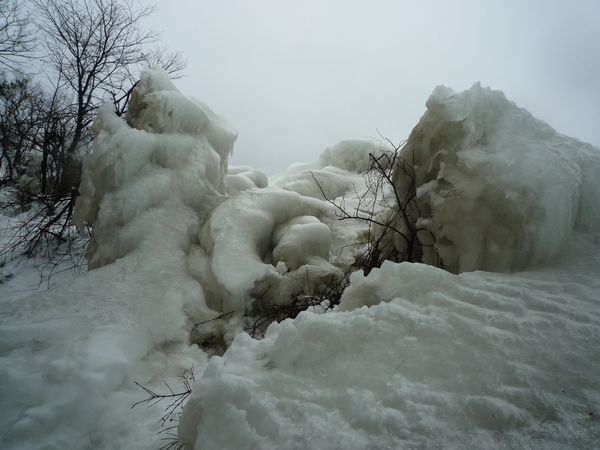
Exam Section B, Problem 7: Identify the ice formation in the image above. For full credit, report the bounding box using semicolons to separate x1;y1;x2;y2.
225;165;269;196
73;68;237;270
177;83;600;450
1;73;600;450
196;188;339;320
272;139;392;201
394;83;600;273
191;138;383;340
318;139;392;173
0;68;240;449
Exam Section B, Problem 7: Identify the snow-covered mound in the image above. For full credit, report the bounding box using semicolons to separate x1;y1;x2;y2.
179;237;600;449
395;83;600;273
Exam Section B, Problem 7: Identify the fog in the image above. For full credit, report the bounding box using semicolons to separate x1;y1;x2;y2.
146;0;600;175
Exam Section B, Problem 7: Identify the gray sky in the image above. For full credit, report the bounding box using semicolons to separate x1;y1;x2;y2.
145;0;600;175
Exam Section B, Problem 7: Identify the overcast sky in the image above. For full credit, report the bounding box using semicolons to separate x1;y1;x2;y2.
144;0;600;175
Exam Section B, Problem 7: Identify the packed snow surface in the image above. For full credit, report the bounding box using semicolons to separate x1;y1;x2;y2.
1;72;599;450
180;239;600;449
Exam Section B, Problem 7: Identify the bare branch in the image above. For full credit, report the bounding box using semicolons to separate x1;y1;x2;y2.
309;140;437;274
0;0;36;72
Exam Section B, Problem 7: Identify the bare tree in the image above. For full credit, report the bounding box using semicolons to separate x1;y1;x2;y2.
0;76;38;182
0;0;186;273
34;0;142;191
0;0;35;73
32;0;186;190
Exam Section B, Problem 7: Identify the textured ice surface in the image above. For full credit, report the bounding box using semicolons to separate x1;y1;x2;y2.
395;83;600;273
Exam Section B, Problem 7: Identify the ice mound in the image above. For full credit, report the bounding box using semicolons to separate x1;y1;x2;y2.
395;83;600;273
195;186;345;342
318;139;392;173
0;68;235;449
74;68;237;269
273;139;392;201
272;215;332;271
274;167;352;200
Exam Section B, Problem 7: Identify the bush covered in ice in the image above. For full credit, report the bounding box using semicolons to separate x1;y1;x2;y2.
73;68;237;270
194;181;357;342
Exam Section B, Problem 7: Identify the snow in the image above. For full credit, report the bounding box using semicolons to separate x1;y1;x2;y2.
1;70;600;449
180;237;600;449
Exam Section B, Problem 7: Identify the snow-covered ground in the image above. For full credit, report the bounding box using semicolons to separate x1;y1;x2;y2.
1;69;599;449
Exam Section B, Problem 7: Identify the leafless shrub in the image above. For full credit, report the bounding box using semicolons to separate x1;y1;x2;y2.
246;274;347;339
313;139;442;274
132;367;195;450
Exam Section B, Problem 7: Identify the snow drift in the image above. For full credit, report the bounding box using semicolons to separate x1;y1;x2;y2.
180;243;600;449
